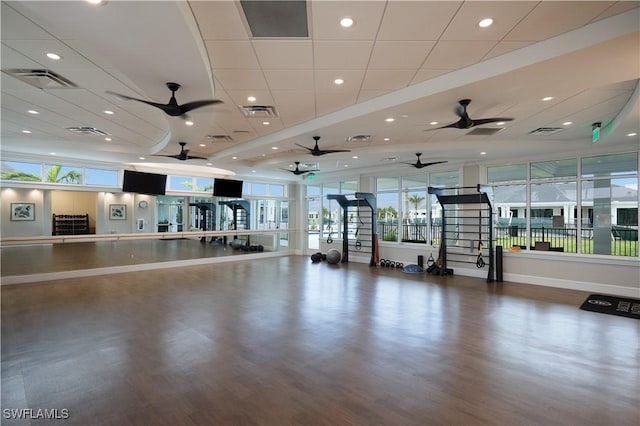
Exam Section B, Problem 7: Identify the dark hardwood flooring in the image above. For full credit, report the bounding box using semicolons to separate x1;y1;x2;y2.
2;256;639;425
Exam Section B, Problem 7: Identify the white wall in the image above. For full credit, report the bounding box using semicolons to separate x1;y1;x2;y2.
1;188;45;237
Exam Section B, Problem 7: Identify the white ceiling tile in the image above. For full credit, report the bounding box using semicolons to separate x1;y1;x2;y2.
190;1;249;40
1;3;56;40
313;41;373;69
368;41;436;69
377;1;463;41
271;90;316;126
310;1;386;40
504;1;618;41
361;69;416;91
212;69;269;91
225;90;274;108
422;41;497;69
264;69;314;91
205;41;260;69
253;40;313;69
315;69;364;116
440;1;538;41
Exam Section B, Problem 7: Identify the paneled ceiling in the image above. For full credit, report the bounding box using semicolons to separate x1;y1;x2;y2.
1;1;639;182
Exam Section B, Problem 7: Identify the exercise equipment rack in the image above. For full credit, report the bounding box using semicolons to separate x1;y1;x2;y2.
326;192;377;266
428;185;495;282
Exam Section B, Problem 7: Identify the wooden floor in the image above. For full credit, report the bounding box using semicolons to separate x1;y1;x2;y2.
2;256;639;425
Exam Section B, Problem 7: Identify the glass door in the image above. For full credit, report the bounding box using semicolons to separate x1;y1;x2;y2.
156;196;184;232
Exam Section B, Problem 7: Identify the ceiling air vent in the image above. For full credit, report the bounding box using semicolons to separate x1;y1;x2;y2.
528;127;564;136
207;135;233;142
4;69;77;89
239;105;278;118
466;127;503;136
346;134;372;143
66;127;110;136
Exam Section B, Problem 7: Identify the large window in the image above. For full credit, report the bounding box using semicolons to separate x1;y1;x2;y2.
488;152;638;257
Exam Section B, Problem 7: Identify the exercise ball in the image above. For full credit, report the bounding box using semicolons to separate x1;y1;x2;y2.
230;239;244;250
325;249;342;264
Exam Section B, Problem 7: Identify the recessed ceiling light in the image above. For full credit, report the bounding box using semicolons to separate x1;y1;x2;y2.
430;121;438;126
46;52;62;60
85;0;107;5
21;130;32;134
185;120;194;126
385;118;395;122
352;156;359;159
478;18;493;28
496;122;505;126
262;121;270;125
139;157;145;160
104;110;114;115
344;164;349;168
207;162;212;166
627;132;637;137
563;121;573;126
271;146;279;150
105;137;112;141
542;96;554;102
50;152;57;156
232;156;238;160
27;110;39;115
251;170;256;173
334;78;344;85
340;17;354;28
247;96;256;102
480;151;487;155
199;144;206;147
261;154;266;157
383;137;390;141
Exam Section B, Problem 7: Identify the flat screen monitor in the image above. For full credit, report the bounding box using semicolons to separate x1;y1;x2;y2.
213;178;243;198
122;170;167;196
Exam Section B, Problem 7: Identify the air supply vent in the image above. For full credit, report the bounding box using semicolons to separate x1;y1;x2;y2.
66;126;110;136
239;105;278;118
207;135;233;142
346;134;372;143
4;69;77;89
528;127;564;136
240;0;308;37
466;127;503;136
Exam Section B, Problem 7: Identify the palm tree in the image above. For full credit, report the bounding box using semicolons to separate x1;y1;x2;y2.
182;181;213;192
408;194;426;221
1;171;41;181
45;165;82;184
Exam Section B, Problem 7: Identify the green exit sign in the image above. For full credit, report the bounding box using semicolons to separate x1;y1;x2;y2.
592;122;602;143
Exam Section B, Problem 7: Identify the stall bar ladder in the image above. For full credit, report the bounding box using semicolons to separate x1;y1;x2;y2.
326;192;377;266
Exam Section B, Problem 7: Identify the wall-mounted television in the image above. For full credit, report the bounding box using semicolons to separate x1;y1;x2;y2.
213;178;243;198
122;170;167;196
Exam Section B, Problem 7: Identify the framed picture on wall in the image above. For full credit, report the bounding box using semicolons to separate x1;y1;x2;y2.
109;204;126;220
11;203;35;221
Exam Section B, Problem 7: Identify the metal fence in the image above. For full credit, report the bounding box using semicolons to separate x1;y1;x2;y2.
377;222;638;256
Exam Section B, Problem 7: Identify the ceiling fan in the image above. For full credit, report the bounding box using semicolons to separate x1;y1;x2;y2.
295;136;351;156
153;142;207;161
107;82;223;119
427;99;513;130
281;161;319;176
404;153;448;169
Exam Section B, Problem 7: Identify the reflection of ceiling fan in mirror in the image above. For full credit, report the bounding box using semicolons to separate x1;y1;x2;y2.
403;153;448;169
107;82;223;119
295;136;351;156
153;142;207;161
426;99;513;130
281;161;319;176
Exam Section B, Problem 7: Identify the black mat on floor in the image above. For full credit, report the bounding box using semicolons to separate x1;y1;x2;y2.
580;294;640;319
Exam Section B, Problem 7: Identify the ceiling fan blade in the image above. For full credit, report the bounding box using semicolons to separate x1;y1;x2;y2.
179;99;224;115
470;117;514;127
424;122;463;131
106;91;168;110
318;149;351;154
185;155;208;160
294;143;314;153
420;160;448;167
